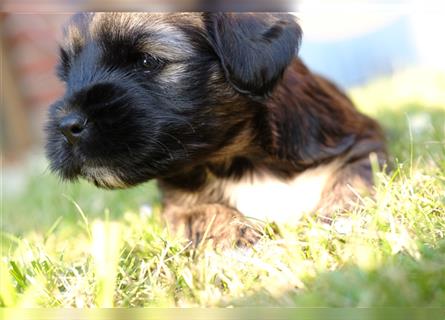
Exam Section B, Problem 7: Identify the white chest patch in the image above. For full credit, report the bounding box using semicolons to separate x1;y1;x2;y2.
223;161;340;224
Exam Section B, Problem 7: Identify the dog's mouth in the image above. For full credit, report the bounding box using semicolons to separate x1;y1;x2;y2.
47;136;157;189
46;110;164;189
49;156;136;189
46;132;130;189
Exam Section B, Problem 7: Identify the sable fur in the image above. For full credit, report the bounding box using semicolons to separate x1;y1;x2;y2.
46;13;387;248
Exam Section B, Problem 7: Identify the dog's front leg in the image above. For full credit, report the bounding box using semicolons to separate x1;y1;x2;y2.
317;150;387;217
163;204;261;249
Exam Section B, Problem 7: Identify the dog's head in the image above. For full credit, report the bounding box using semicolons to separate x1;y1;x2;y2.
45;13;301;188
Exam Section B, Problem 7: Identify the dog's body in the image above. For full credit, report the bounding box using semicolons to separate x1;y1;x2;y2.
46;13;386;248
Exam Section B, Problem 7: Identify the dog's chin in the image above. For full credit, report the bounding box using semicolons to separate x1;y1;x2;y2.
79;166;130;190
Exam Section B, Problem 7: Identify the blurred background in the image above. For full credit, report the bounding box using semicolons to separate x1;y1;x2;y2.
1;4;445;231
1;14;68;165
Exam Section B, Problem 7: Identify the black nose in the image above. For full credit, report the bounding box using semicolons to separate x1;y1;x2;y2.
59;114;87;145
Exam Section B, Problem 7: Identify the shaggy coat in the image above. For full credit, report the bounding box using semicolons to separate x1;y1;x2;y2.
46;13;387;248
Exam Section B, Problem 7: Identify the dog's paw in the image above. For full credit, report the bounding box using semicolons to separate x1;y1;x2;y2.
180;204;262;250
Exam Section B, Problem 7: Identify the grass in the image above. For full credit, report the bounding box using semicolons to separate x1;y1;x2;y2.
1;68;444;307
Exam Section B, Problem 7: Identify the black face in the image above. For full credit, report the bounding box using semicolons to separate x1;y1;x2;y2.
45;13;301;189
46;25;231;188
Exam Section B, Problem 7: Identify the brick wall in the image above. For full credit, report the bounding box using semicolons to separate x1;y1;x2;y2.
1;13;70;162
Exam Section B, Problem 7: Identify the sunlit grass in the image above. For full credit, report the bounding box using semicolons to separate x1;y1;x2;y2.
1;68;444;307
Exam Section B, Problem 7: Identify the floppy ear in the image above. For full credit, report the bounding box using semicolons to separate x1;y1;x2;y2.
203;13;302;97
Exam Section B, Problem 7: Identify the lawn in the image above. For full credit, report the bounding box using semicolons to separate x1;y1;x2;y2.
1;68;444;307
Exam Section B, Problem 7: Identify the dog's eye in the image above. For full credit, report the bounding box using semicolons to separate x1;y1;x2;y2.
139;54;165;73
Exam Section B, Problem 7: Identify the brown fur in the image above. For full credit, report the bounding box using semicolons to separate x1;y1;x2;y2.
160;57;386;248
53;13;387;249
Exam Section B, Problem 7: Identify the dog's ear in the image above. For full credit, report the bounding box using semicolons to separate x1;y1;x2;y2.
203;13;302;97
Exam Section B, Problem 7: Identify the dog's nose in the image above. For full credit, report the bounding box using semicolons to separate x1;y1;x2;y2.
59;113;87;145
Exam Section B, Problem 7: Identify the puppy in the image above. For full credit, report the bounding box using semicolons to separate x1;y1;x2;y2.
46;13;387;248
